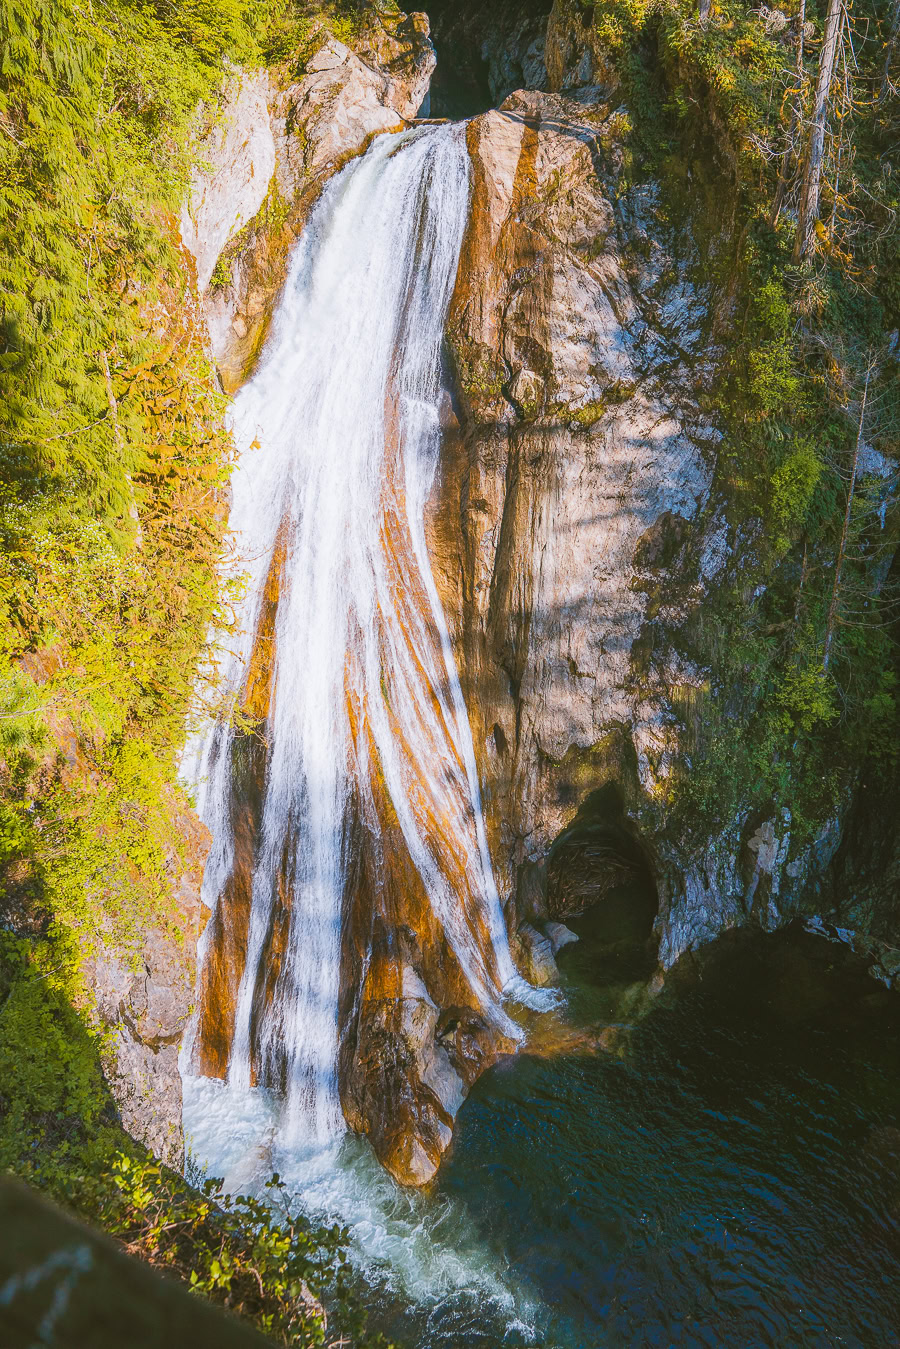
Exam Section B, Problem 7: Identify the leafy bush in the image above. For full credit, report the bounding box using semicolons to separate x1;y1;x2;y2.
769;439;823;547
81;1159;380;1347
0;931;388;1346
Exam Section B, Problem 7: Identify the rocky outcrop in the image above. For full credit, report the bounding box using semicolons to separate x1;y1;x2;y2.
85;804;209;1169
545;0;621;93
341;961;514;1184
432;75;898;1001
431;88;718;941
180;17;435;391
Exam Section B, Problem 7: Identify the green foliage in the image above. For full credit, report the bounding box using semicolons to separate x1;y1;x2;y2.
772;662;838;736
0;932;122;1185
769;439;822;546
567;399;608;429
0;933;386;1346
79;1159;383;1347
863;670;899;768
737;277;801;419
0;5;399;1343
594;0;900;842
1;0;250;516
660;0;785;174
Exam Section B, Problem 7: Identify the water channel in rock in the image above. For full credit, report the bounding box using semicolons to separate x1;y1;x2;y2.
180;106;900;1349
368;912;900;1347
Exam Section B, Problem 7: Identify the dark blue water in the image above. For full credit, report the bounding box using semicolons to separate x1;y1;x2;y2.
378;905;900;1348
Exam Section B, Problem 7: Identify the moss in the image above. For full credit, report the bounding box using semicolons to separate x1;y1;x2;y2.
567;399;607;429
208;255;231;293
448;334;507;405
537;726;650;821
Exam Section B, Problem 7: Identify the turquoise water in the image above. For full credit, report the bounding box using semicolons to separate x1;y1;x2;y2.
371;904;900;1347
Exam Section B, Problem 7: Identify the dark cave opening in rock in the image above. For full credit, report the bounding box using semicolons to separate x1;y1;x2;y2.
546;784;658;956
423;0;553;119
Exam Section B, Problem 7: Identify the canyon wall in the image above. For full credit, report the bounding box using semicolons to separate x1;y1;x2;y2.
172;0;898;1184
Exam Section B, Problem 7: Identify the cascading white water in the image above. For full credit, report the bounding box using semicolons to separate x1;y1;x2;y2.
183;122;545;1164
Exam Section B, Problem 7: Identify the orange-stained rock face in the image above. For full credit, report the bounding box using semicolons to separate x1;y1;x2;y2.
190;526;289;1083
190;733;266;1082
188;75;724;1188
191;380;517;1185
431;88;717;935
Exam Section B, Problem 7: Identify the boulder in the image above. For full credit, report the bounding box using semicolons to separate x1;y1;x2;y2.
84;802;209;1170
512;923;559;986
545;921;579;955
341;960;514;1185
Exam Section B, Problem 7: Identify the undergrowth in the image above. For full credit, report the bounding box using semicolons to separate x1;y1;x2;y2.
579;0;899;844
0;2;396;1343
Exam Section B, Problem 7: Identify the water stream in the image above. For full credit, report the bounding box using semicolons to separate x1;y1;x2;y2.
376;916;900;1347
181;118;900;1348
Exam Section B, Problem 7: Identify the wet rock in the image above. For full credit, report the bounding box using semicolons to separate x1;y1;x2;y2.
509;367;545;419
181;18;436;391
545;921;579;954
341;959;513;1186
743;814;791;920
597;1024;629;1055
512;923;559;986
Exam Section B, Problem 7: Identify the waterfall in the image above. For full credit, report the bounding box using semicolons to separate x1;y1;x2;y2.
183;123;541;1163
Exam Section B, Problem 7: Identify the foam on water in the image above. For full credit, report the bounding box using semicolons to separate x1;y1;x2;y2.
181;121;556;1329
183;1073;542;1341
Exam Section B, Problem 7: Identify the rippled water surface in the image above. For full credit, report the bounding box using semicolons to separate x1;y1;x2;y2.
368;908;900;1348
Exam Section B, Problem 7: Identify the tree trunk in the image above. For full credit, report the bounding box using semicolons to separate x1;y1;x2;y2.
770;0;807;228
881;0;900;101
698;0;711;23
793;0;843;262
793;536;808;626
823;366;870;671
101;350;142;543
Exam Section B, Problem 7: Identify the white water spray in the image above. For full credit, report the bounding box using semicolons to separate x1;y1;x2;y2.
183;123;549;1164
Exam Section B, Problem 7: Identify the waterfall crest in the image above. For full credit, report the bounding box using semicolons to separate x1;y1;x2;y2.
183;123;539;1161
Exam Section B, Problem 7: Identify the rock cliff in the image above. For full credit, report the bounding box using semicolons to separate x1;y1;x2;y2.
435;77;898;991
85;805;209;1169
432;86;717;952
182;15;434;391
174;0;899;1186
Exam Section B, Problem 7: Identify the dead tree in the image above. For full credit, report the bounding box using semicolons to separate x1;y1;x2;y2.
770;0;808;227
881;0;900;100
823;357;873;670
793;0;844;261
